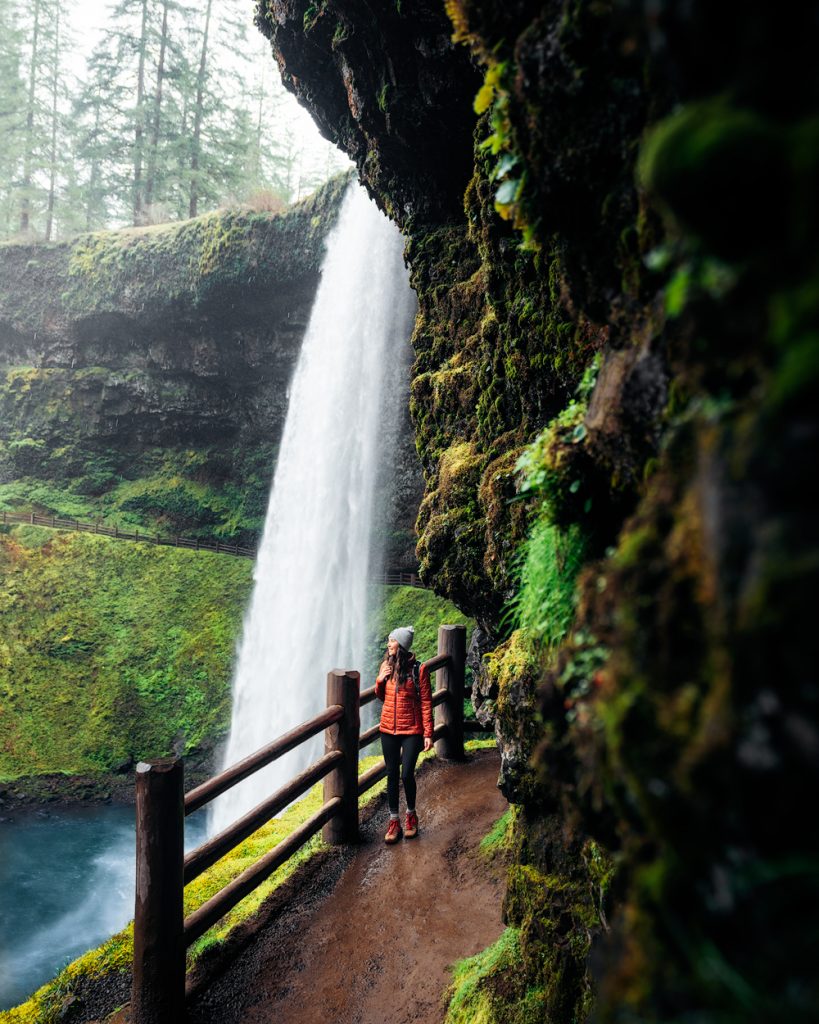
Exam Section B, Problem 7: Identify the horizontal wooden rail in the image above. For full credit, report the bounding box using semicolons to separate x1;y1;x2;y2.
184;749;343;884
184;705;343;814
358;723;381;750
431;688;448;708
360;685;377;707
183;796;342;945
358;759;387;795
424;652;451;673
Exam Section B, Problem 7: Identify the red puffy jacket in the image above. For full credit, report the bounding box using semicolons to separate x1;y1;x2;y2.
376;657;433;738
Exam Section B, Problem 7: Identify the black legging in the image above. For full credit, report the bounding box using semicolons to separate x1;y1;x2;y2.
380;732;423;814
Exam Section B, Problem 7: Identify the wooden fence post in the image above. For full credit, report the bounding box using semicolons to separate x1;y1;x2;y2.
434;624;467;761
322;670;360;844
133;758;185;1024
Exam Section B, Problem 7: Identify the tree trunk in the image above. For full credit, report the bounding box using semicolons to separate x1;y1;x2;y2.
44;7;60;241
20;0;41;234
133;0;149;225
86;89;102;232
189;0;212;219
144;0;168;217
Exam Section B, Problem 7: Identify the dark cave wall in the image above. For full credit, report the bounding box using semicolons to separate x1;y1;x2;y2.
258;0;819;1020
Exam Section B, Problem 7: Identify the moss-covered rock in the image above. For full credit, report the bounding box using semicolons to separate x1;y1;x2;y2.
258;0;819;1019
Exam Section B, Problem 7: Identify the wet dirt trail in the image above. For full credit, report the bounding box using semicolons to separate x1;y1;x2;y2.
188;748;507;1024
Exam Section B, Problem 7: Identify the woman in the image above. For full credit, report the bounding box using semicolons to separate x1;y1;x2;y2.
375;625;433;844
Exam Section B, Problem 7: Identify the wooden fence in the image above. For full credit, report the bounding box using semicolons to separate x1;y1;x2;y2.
0;510;425;586
132;624;492;1024
0;509;255;558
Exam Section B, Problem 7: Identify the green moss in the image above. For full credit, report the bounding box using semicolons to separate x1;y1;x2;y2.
0;528;252;778
508;518;586;651
0;175;349;335
479;806;515;859
445;928;546;1024
639;100;791;262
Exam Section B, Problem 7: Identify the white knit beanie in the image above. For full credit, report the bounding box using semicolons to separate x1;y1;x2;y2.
389;626;415;651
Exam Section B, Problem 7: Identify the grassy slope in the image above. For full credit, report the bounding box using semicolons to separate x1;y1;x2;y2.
0;526;253;779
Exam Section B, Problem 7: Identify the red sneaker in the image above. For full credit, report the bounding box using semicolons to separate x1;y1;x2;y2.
384;818;403;844
404;811;418;839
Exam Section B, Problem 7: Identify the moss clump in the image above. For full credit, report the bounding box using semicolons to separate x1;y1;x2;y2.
445;928;546;1024
507;518;586;653
479;806;515;860
483;630;543;803
639;101;793;263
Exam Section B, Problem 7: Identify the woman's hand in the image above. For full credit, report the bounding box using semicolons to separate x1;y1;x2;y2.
377;661;391;684
423;737;433;752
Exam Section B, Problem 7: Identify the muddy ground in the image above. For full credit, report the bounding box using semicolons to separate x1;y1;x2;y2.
185;748;507;1024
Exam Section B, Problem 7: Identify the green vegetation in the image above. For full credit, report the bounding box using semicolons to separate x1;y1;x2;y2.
0;526;253;780
445;928;546;1024
0;444;277;546
506;518;585;651
479;807;515;859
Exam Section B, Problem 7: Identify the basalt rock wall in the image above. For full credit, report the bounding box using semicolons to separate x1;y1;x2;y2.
258;0;819;1020
0;176;424;565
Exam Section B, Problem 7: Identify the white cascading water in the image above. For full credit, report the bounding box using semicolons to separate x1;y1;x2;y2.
209;182;416;833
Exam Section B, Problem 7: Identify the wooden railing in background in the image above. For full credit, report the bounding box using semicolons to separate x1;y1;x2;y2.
132;624;492;1024
0;509;255;557
0;510;426;585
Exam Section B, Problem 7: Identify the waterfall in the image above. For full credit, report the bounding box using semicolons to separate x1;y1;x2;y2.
209;182;416;833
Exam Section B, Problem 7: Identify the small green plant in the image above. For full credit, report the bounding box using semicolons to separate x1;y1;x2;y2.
479;807;514;859
377;82;390;113
331;20;349;46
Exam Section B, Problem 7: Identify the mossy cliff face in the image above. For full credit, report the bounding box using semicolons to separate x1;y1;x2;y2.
0;180;346;546
260;0;819;1019
0;177;422;565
